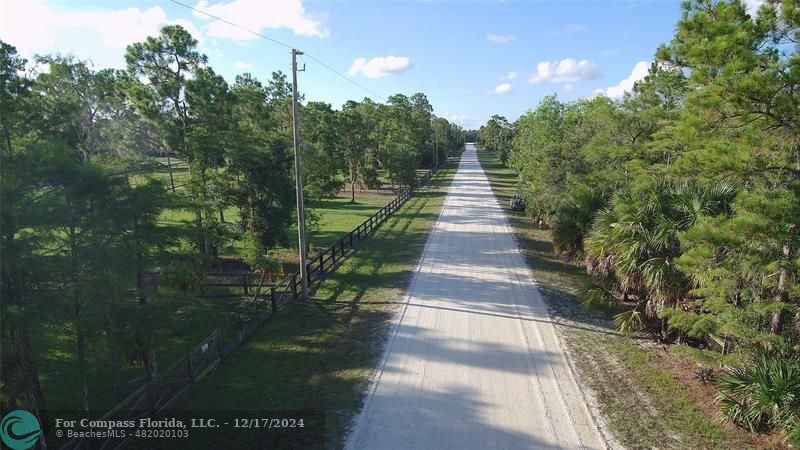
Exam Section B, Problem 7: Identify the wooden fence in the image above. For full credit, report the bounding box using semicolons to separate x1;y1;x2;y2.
59;163;443;449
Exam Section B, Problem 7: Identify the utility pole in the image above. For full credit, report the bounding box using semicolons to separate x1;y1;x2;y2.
433;134;438;169
291;48;309;300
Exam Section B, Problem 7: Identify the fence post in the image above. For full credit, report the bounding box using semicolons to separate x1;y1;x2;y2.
291;273;298;299
243;274;249;295
270;286;277;314
331;246;337;265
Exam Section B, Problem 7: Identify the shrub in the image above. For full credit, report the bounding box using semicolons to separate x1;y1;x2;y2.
716;350;800;437
614;309;645;335
551;187;607;258
162;250;207;294
579;285;616;313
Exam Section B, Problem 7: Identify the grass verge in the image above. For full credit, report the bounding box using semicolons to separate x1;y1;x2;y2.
476;149;768;450
167;157;458;449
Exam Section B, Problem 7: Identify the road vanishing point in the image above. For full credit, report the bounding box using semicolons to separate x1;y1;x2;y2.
346;144;605;450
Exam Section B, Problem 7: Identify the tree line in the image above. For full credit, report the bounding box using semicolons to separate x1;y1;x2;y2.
0;25;464;423
479;0;798;439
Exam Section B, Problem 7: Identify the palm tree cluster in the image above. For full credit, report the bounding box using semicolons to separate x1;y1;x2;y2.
584;181;738;331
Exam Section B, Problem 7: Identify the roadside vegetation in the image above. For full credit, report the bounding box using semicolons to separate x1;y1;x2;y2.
477;0;799;445
0;22;466;428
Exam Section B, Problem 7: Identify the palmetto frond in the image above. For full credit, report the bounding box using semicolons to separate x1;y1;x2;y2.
583;178;738;321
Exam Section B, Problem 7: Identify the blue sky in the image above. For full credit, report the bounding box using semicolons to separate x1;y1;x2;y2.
0;0;698;129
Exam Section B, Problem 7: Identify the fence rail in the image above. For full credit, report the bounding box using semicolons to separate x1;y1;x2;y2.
59;161;445;449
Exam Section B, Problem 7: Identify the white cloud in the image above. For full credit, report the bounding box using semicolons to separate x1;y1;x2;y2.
234;61;253;69
551;24;585;37
0;2;203;59
528;58;601;84
562;84;575;93
487;82;512;95
194;0;328;40
593;60;650;99
487;33;516;44
498;71;518;81
348;56;412;78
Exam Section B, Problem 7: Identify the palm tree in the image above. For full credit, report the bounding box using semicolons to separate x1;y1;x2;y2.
584;179;737;333
552;186;608;259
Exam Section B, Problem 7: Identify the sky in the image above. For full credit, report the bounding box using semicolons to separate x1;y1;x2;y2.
0;0;764;129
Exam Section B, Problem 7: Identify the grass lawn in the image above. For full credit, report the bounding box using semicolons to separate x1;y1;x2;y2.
476;149;771;450
305;191;397;249
168;158;458;449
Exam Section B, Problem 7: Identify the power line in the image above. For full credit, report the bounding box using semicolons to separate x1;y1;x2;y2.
167;0;387;102
167;0;293;50
303;53;386;101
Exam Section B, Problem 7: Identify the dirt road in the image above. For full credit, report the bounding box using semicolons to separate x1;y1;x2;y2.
345;144;605;449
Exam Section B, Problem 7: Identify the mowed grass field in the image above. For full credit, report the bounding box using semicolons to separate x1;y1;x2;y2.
476;149;769;450
167;158;458;449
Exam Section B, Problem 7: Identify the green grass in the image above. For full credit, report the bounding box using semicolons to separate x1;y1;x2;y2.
669;344;750;369
305;192;396;249
168;159;458;449
477;149;753;450
155;184;394;263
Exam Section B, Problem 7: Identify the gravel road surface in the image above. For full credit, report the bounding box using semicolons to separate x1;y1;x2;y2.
346;144;605;450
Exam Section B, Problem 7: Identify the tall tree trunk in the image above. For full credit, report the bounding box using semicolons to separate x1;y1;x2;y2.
200;166;214;257
351;179;356;203
774;146;800;334
136;297;158;382
193;186;206;256
75;303;90;418
3;233;17;312
103;305;122;404
165;152;176;192
5;327;48;433
772;237;792;334
136;263;158;382
2;231;48;445
69;228;90;418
